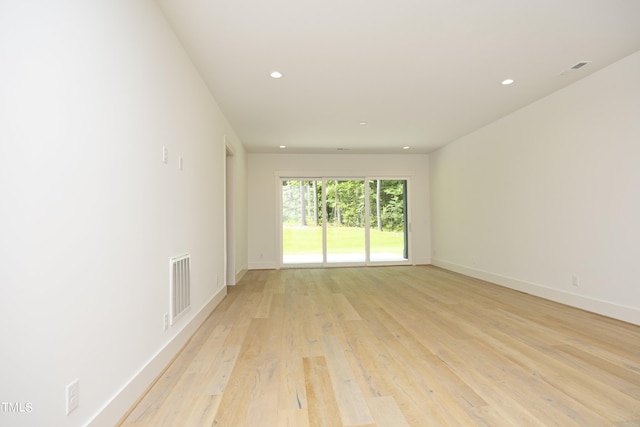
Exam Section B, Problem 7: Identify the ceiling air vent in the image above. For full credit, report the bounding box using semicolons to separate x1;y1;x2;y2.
571;61;590;70
561;61;592;75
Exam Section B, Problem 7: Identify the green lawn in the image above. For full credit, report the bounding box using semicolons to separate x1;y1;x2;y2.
283;225;404;255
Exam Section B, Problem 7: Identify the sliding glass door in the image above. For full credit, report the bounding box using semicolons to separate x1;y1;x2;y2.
281;179;323;264
281;177;409;266
369;179;408;262
325;179;366;263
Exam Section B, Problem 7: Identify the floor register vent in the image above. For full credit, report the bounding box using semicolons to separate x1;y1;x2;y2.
170;253;191;325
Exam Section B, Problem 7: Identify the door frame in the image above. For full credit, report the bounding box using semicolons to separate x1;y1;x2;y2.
224;140;236;285
277;174;412;268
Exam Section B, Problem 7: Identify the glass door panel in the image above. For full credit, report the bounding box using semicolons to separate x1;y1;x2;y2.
325;179;366;263
282;179;323;264
368;179;408;262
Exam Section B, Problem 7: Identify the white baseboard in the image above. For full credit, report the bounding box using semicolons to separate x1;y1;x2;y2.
250;260;432;269
432;258;640;326
235;268;248;284
248;261;277;270
87;286;228;427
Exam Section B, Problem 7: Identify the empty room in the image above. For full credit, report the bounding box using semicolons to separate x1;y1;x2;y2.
1;1;639;426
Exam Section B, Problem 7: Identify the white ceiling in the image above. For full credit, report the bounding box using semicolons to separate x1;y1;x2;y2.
157;0;640;154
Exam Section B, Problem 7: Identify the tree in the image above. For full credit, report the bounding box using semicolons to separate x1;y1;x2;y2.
299;180;306;226
376;179;382;231
284;178;405;232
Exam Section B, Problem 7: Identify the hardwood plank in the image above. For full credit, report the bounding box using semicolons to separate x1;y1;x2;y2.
554;344;640;395
333;293;362;321
187;323;233;374
481;325;639;423
184;395;222;426
202;345;241;395
277;408;310;427
279;358;308;411
245;351;281;426
321;335;374;426
433;342;550;426
120;317;233;423
366;396;410;427
304;356;343;427
340;306;485;425
254;288;273;318
366;305;488;411
121;266;640;427
212;318;270;426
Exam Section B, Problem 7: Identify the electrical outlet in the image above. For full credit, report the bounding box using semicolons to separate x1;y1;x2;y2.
163;313;169;331
162;146;168;164
572;275;580;287
66;379;79;415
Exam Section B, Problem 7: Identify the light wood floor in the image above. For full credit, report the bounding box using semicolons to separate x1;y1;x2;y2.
120;266;640;426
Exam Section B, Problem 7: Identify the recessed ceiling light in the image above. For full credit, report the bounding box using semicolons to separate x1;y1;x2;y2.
279;145;286;149
403;146;410;150
359;121;368;125
501;78;515;85
270;71;284;79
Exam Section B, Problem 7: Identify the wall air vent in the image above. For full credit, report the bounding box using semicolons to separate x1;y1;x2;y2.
170;253;191;325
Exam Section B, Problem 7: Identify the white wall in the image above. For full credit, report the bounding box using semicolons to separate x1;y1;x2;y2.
0;1;246;426
430;50;640;325
248;153;431;269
